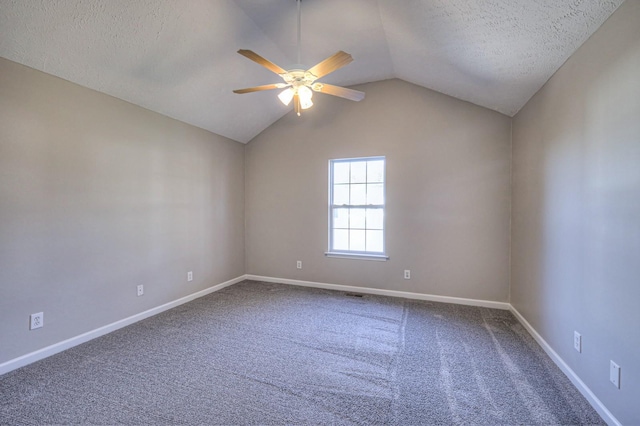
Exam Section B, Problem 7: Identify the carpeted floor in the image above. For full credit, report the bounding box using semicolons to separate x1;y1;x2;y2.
0;280;603;425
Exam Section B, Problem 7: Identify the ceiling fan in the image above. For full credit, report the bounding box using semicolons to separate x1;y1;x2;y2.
233;0;365;116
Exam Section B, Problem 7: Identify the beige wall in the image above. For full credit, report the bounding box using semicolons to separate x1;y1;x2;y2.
245;79;512;302
511;1;640;423
0;57;245;364
4;6;636;418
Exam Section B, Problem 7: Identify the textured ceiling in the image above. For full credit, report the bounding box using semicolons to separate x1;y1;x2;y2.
0;0;624;143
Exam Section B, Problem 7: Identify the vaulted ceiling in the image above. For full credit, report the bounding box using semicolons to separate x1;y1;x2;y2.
0;0;623;143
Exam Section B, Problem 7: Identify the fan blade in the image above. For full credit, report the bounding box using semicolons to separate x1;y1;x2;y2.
293;93;301;116
233;84;287;94
313;83;365;102
307;51;353;79
237;50;287;75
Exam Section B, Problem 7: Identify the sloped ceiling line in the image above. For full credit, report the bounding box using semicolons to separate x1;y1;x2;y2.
0;0;624;143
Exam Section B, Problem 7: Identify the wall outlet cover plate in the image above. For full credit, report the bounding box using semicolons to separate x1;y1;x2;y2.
30;312;44;330
573;331;582;353
610;361;620;388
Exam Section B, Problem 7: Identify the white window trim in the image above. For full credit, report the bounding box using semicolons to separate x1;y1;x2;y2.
327;156;387;260
324;252;389;261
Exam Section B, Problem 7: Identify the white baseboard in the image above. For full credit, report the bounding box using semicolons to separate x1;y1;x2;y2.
245;274;511;310
1;273;618;426
509;306;621;426
0;275;246;376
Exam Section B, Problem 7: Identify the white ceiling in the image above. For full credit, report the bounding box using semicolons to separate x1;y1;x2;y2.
0;0;624;143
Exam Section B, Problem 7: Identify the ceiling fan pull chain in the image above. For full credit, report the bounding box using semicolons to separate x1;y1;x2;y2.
297;0;301;65
232;0;365;112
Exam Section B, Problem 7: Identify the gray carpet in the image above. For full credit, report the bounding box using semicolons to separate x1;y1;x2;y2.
0;280;603;425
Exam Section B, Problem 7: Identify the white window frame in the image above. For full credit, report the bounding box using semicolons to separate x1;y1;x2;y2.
326;156;388;261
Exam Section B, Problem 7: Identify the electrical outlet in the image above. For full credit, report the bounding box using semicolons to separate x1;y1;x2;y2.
404;269;411;280
137;285;144;296
30;312;44;330
610;361;620;389
574;331;582;353
187;271;193;282
296;261;302;269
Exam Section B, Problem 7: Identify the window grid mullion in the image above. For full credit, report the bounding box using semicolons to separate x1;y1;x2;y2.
364;162;368;249
329;157;385;255
348;163;351;250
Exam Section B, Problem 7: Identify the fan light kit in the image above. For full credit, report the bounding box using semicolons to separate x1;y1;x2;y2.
233;0;364;116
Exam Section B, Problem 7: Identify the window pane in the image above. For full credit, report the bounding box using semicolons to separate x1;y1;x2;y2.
366;230;384;252
366;209;384;230
367;183;384;205
350;161;367;183
333;208;349;228
367;160;384;183
350;230;366;251
350;184;366;205
333;229;349;251
333;162;350;184
349;208;365;229
329;157;385;255
333;184;349;205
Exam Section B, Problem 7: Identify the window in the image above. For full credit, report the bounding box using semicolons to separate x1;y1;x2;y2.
327;157;387;259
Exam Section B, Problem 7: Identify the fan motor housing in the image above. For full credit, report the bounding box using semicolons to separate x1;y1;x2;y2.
282;69;317;87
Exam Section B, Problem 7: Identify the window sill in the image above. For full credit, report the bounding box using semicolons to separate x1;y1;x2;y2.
324;252;389;261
